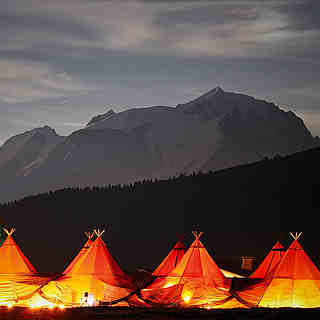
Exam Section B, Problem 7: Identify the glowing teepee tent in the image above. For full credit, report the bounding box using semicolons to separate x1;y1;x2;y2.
141;232;242;308
63;232;94;274
0;228;52;307
152;239;186;277
235;232;320;308
257;232;320;308
0;228;36;275
250;241;285;279
41;229;133;307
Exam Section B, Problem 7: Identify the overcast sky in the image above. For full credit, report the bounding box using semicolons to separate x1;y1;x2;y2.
1;0;319;144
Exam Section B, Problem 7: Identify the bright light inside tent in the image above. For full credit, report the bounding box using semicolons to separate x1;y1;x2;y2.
29;299;56;309
7;303;13;309
35;301;45;308
59;304;65;310
292;299;304;308
204;305;213;310
81;293;96;307
87;294;95;307
182;290;193;303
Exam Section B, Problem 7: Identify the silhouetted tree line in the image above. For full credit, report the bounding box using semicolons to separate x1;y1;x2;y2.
0;147;320;273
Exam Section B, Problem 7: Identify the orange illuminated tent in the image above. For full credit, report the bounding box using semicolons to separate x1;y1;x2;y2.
250;241;285;279
0;228;53;307
140;232;244;308
0;228;36;275
153;239;186;277
235;232;320;308
63;231;94;274
40;229;133;307
258;232;320;308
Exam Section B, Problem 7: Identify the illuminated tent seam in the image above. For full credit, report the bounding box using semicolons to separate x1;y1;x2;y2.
250;241;285;279
152;239;186;277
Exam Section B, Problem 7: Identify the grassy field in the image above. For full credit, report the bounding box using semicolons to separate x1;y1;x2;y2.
1;307;320;320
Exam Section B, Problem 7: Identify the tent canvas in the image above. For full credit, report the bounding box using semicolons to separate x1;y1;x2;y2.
42;229;133;307
235;233;320;308
0;228;53;307
221;268;244;279
153;240;186;277
250;241;285;279
258;236;320;308
141;232;244;308
63;232;94;274
0;228;36;274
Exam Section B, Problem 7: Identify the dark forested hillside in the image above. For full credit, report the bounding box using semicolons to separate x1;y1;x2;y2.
0;147;319;274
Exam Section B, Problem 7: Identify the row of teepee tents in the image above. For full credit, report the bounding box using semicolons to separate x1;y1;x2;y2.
1;229;320;309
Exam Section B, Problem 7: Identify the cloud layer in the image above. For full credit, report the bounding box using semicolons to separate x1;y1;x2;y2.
0;0;319;141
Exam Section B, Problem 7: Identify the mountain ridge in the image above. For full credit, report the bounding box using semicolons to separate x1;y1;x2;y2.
0;87;318;202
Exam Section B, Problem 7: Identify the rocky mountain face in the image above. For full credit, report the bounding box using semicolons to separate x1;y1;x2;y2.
0;126;64;181
0;88;318;202
177;87;316;171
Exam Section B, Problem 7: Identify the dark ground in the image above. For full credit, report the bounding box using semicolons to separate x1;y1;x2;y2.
1;307;320;320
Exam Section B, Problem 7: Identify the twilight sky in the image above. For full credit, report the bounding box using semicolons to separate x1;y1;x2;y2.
1;0;320;144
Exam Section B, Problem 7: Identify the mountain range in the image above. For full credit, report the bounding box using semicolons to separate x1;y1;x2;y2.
0;87;318;202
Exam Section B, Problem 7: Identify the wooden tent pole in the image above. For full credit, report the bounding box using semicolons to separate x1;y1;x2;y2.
3;227;15;236
192;231;204;239
85;231;94;240
290;232;303;240
93;228;105;238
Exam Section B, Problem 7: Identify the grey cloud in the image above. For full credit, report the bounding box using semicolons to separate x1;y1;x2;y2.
155;4;259;26
1;0;317;59
0;0;319;141
0;13;98;40
0;13;100;52
275;0;320;32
